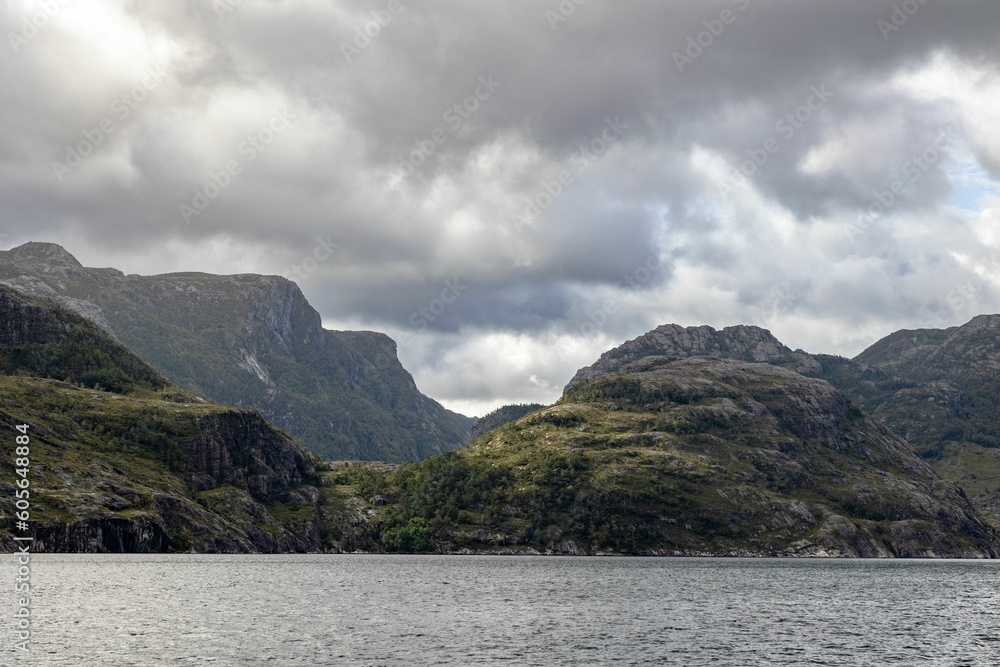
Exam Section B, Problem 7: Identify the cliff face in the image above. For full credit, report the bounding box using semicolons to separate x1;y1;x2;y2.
0;242;471;462
347;357;999;557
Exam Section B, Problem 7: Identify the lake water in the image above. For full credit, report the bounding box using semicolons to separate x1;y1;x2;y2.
2;555;998;665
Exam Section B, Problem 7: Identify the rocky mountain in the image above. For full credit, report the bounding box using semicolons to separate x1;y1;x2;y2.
804;316;1000;527
0;285;321;552
4;288;998;557
563;319;1000;529
566;323;821;389
844;315;1000;450
337;356;998;556
0;242;472;462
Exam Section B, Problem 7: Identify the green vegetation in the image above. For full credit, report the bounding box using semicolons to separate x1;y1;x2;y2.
471;403;545;438
0;285;174;397
0;286;320;553
318;359;998;557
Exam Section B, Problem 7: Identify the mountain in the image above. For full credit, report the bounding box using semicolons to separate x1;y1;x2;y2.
562;320;1000;529
0;285;322;552
566;323;821;389
338;355;998;556
0;242;472;462
5;292;998;557
805;315;1000;527
846;315;1000;450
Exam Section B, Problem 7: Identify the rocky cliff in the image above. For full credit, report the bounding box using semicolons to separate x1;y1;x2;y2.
0;242;472;462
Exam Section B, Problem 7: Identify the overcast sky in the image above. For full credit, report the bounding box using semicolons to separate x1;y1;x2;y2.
3;0;1000;416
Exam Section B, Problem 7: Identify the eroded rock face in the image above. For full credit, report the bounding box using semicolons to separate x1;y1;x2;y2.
32;517;170;553
182;410;313;499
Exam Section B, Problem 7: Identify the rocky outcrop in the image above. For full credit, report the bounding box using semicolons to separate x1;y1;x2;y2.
566;323;821;389
31;516;171;553
182;410;313;499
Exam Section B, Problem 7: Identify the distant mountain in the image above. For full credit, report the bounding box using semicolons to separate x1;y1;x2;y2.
0;285;321;553
470;403;545;438
845;315;1000;450
0;242;472;462
342;356;998;556
804;316;1000;527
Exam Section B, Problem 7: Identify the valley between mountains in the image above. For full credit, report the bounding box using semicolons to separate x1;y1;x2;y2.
1;242;999;556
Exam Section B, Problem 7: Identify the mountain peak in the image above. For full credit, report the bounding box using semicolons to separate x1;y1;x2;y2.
5;242;83;269
566;322;812;389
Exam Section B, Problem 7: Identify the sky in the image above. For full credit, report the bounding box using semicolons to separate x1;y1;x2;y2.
2;0;1000;417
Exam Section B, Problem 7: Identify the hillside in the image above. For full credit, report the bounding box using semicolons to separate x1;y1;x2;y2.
329;357;998;557
807;316;1000;526
0;242;472;462
0;285;322;552
3;292;998;557
561;320;1000;529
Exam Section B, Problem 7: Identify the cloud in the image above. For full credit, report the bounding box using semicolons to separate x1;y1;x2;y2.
2;0;1000;416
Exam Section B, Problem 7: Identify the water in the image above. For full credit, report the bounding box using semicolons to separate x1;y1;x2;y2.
2;555;998;665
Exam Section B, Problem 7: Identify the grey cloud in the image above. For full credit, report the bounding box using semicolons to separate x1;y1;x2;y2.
3;0;1000;413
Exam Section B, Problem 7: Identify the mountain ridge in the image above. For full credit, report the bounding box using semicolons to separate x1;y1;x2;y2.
0;242;472;462
565;317;1000;528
